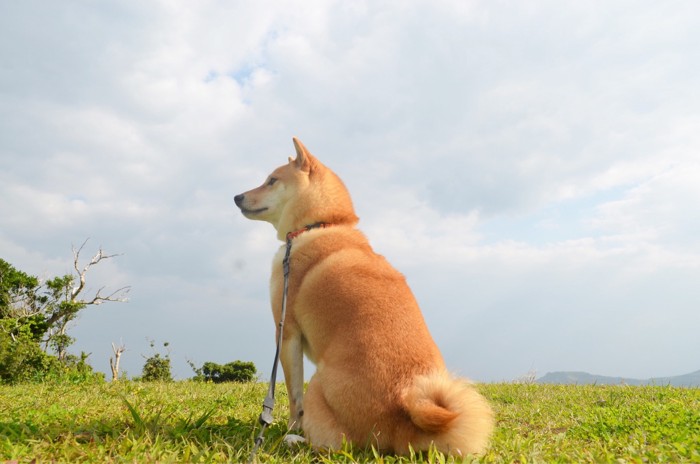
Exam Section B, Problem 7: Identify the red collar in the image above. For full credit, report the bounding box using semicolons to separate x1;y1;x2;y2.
286;222;330;241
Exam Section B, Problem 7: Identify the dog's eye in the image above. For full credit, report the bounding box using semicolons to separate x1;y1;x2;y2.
267;177;277;186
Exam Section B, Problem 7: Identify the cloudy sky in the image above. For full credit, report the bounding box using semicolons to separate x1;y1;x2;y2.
1;1;699;383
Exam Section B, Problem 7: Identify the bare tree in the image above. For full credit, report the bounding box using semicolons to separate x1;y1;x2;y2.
44;239;130;361
70;239;130;304
110;341;126;381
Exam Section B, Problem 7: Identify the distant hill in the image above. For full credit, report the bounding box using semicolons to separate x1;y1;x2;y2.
536;370;700;387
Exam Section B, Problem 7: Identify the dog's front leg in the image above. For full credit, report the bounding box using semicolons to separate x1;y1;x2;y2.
280;329;304;431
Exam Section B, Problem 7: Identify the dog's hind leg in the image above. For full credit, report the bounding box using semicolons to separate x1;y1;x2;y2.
302;375;346;450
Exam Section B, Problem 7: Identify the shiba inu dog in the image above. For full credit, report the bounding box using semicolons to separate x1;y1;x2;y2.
234;137;494;456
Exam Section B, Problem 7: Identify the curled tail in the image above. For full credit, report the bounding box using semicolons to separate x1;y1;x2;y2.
401;371;495;456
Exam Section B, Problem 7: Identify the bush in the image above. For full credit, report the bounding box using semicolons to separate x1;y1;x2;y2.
141;353;172;382
61;352;105;384
0;324;103;384
0;322;61;383
141;341;172;382
190;360;257;383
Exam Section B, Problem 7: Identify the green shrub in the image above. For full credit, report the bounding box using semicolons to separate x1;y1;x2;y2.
141;353;172;382
141;341;173;382
197;360;257;383
0;324;102;384
0;322;61;384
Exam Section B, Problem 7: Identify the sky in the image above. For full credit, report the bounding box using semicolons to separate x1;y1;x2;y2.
1;1;699;383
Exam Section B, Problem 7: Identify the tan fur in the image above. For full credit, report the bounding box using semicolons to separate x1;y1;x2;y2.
235;137;494;456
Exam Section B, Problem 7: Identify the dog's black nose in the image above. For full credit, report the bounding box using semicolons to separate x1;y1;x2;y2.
234;194;245;206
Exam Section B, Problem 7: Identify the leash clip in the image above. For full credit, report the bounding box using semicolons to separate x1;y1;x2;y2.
259;395;275;426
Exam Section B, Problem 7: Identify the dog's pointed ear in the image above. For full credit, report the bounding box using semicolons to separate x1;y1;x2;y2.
292;137;312;172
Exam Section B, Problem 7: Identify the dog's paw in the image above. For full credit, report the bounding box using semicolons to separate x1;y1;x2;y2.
284;434;307;447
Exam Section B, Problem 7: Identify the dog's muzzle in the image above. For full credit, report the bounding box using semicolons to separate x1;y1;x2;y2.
235;194;268;215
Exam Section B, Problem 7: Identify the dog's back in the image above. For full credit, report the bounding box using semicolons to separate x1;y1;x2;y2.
280;225;493;455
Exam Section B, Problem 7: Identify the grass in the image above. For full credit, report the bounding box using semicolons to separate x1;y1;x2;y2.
1;381;699;463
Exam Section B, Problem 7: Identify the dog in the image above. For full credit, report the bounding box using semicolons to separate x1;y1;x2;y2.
234;137;494;456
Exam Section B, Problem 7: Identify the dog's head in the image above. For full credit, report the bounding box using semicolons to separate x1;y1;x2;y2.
235;137;358;240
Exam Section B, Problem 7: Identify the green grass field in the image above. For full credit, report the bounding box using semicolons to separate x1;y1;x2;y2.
1;381;698;463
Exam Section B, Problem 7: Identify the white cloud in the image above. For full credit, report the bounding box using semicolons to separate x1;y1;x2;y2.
1;0;699;382
593;161;700;252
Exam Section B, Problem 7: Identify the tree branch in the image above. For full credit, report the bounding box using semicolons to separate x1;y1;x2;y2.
86;286;131;305
71;239;124;300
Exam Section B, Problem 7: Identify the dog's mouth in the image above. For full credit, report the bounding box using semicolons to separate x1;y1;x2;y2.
240;207;268;215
